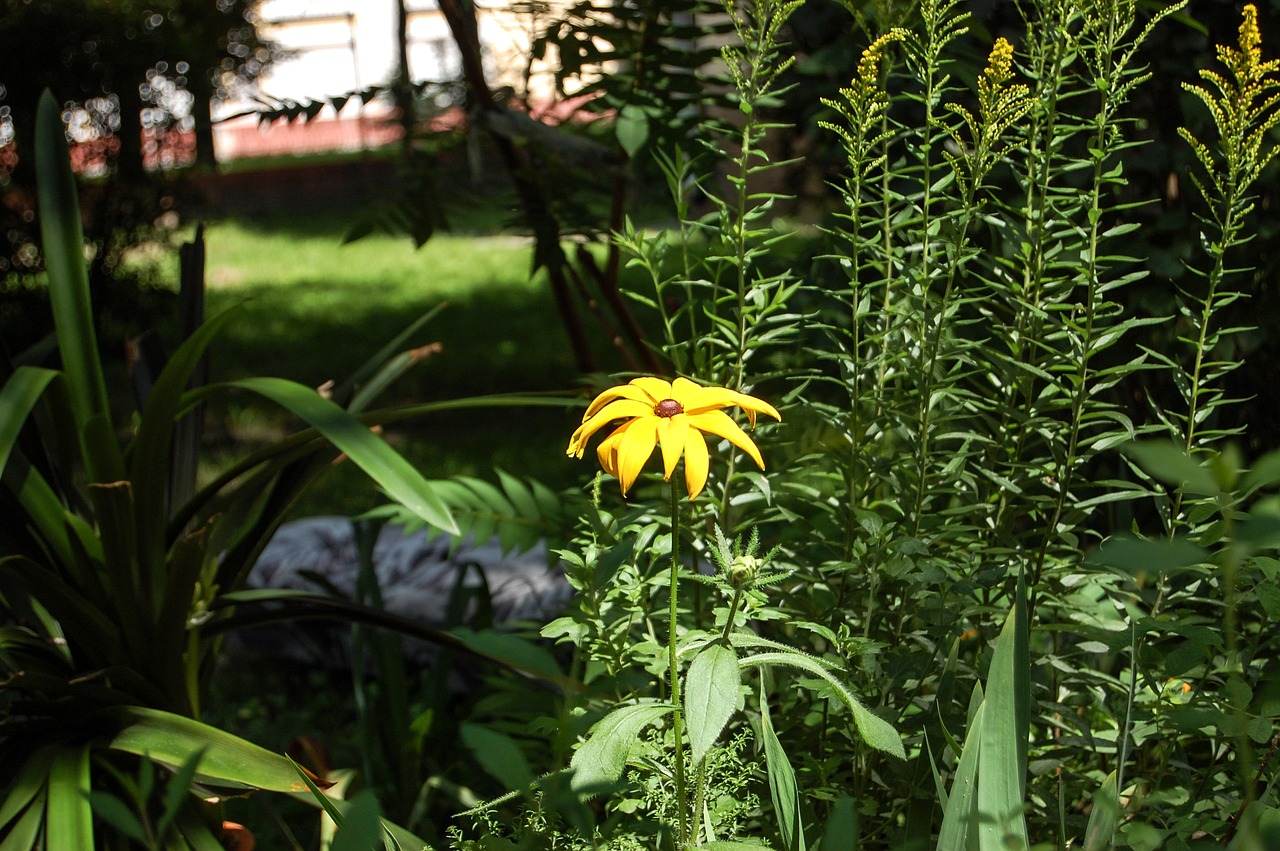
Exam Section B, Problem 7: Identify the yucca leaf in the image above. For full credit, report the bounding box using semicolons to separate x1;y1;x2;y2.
220;377;458;535
339;302;447;411
4;557;126;666
45;744;93;851
130;306;242;586
34;90;119;484
0;366;60;477
0;790;45;851
174;806;230;851
106;706;319;793
0;747;53;831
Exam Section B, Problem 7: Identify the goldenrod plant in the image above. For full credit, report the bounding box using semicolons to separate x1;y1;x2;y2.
482;1;1280;849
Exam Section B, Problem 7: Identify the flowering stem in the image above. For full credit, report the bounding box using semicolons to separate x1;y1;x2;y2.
668;476;688;846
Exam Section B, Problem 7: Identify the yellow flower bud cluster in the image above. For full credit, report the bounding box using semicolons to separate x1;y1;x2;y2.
1179;3;1280;194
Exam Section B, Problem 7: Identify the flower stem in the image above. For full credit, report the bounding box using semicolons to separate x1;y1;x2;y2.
668;477;688;847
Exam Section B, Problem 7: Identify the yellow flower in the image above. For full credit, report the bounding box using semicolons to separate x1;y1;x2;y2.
567;377;780;499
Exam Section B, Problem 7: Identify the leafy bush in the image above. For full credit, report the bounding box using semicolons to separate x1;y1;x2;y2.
444;1;1280;849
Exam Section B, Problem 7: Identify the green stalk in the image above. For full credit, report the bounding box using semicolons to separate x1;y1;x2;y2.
668;477;689;846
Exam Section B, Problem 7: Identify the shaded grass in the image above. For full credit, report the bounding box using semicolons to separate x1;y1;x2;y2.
199;206;593;517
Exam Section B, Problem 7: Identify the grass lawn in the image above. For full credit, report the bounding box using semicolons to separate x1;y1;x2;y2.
195;200;597;518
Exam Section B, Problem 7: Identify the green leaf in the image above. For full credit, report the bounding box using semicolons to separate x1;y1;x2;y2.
222;377;458;535
685;642;741;764
975;597;1030;851
45;744;94;851
738;650;903;759
131;305;241;576
156;747;209;841
1089;536;1209;579
569;701;675;796
0;366;60;477
761;681;805;851
336;302;448;408
615;104;650;157
106;706;312;792
0;747;53;831
937;694;986;851
821;795;857;851
85;793;150;845
0;789;46;851
450;626;565;683
1083;770;1120;851
461;722;535;792
330;790;385;851
1122;441;1219;496
35;90;112;461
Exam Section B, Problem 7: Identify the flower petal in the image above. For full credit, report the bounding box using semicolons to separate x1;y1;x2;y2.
596;423;627;477
657;414;689;481
683;427;710;499
681;385;781;428
568;398;652;456
629;376;675;404
583;381;662;420
614;415;660;495
687;409;765;469
725;390;781;427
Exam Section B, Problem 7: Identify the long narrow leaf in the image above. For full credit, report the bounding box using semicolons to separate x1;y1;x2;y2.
34;90;119;483
975;597;1030;851
1083;770;1120;851
45;744;93;851
0;790;46;851
335;302;448;407
0;366;60;477
0;748;54;830
937;696;986;851
738;651;904;759
221;377;458;535
760;680;805;851
106;706;322;793
131;306;242;586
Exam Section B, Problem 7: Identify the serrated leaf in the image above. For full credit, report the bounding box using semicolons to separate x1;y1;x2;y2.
685;643;741;764
570;702;674;796
739;650;903;759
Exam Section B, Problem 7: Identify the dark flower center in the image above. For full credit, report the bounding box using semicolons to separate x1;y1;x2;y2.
654;399;684;418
